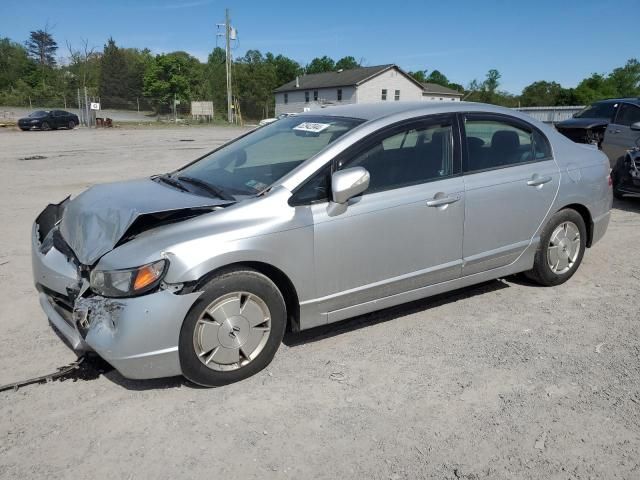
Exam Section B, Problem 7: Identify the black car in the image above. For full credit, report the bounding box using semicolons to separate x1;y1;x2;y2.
555;98;640;146
18;110;80;131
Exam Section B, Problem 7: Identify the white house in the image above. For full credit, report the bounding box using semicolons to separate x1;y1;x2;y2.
422;82;464;102
274;64;428;115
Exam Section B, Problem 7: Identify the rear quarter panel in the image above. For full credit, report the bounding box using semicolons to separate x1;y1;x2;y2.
549;130;612;227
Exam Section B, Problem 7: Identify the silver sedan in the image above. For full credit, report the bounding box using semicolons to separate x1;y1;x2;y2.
32;102;612;386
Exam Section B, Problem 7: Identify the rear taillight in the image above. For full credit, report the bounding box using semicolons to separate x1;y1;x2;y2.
608;175;613;187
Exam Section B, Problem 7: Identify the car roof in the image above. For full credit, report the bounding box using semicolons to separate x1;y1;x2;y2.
301;101;531;122
593;98;640;105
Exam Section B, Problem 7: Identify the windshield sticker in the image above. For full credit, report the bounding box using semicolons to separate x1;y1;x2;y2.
293;122;330;133
245;180;268;191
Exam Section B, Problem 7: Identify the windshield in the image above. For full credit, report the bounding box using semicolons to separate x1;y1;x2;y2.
177;115;364;197
28;110;50;118
574;102;617;119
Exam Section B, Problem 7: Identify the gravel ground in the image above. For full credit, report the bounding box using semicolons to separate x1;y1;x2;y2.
0;126;639;480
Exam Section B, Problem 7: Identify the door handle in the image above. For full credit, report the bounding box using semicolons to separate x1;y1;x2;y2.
527;175;553;187
426;195;459;207
609;129;621;134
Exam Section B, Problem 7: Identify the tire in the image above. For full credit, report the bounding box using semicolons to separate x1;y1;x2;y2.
68;120;75;129
612;157;627;200
20;128;29;131
179;267;286;387
41;121;50;131
525;209;587;286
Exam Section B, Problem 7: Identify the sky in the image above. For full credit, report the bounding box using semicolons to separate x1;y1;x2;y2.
1;0;637;94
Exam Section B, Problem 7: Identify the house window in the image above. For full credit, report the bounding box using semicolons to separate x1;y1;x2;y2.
314;90;318;101
305;91;310;103
337;89;342;101
381;89;387;101
394;90;400;101
284;93;288;104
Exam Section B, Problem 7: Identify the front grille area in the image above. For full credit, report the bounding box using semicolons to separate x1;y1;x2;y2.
556;128;588;143
38;284;75;328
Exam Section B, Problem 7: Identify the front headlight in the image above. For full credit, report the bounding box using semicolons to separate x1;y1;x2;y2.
90;259;168;297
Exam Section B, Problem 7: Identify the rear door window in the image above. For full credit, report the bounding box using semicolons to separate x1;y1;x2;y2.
463;116;550;172
614;103;640;127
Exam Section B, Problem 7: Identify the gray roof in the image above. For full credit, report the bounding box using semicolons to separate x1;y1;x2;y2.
421;82;463;96
298;101;540;124
274;64;423;92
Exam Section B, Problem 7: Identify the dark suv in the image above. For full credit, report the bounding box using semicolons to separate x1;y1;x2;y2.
555;98;639;146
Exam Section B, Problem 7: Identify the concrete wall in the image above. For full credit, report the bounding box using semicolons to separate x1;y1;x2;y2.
275;86;356;115
356;68;423;103
515;106;584;124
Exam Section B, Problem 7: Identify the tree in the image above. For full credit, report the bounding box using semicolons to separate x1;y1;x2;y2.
425;69;449;87
0;38;34;90
409;69;427;83
235;49;278;118
574;73;618;104
266;53;302;88
608;59;640;98
25;29;58;66
335;56;360;71
204;46;228;117
306;56;335;74
484;69;501;95
25;28;58;87
100;38;128;105
520;81;564;106
66;38;99;91
143;51;202;112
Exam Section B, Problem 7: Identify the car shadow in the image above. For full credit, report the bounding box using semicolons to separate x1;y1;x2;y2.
613;197;640;214
104;370;191;391
101;279;511;390
283;278;511;348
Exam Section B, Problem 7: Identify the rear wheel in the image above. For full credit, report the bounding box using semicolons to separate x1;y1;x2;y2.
525;209;586;286
179;268;286;386
68;120;75;129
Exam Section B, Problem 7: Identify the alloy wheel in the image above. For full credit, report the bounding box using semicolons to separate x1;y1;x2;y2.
192;292;271;371
547;221;581;274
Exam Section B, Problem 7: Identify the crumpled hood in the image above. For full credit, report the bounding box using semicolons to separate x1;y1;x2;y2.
556;117;609;129
59;178;228;265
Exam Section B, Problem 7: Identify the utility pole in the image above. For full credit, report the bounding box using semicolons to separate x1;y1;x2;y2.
225;8;233;124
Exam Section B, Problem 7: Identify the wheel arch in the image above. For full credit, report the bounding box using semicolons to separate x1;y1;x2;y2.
556;203;594;247
192;261;301;332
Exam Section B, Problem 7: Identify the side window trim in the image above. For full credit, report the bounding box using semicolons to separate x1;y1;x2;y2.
459;112;552;175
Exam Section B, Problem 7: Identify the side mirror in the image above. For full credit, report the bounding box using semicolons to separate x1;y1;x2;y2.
630;121;640;131
331;167;370;204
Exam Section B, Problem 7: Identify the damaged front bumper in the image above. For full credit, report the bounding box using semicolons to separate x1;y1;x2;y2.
32;204;203;380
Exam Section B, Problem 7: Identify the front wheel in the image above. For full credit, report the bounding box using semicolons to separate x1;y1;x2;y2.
41;121;50;131
525;209;586;286
179;268;286;386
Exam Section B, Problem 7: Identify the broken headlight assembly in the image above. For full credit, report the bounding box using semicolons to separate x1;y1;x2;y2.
89;259;168;297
